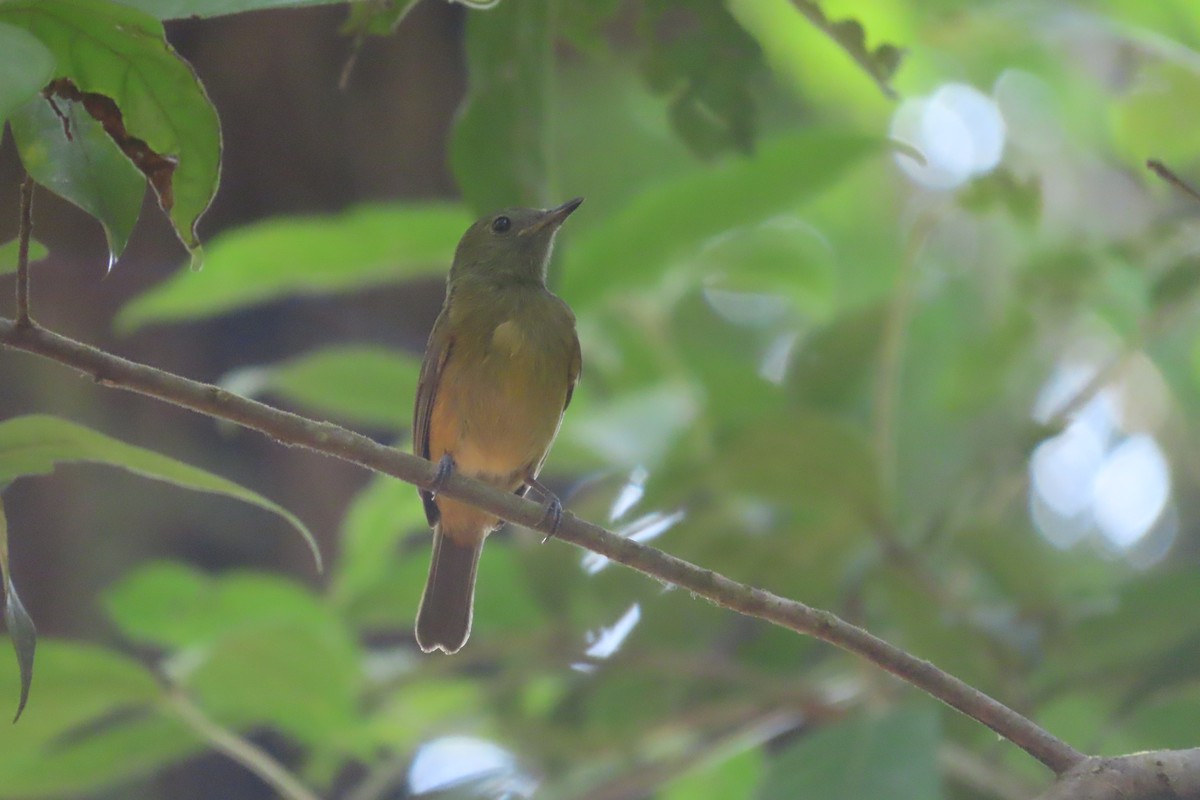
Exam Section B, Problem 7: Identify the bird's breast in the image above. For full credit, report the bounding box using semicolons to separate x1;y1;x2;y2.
429;309;571;484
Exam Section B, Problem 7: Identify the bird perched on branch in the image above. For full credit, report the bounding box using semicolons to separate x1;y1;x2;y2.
413;198;583;654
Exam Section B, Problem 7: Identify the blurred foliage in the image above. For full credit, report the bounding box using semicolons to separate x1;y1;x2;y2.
3;0;1200;798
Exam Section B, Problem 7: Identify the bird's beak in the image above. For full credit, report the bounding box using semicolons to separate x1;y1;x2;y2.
525;197;584;235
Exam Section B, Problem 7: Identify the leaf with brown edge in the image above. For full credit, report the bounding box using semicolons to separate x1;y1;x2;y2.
0;496;36;723
0;0;221;261
44;79;178;214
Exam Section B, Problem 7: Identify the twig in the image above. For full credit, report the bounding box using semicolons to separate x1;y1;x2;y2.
1147;159;1200;205
0;318;1085;776
16;175;34;326
164;690;322;800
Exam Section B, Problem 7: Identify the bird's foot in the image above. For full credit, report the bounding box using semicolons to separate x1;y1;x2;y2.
430;454;455;496
524;476;564;543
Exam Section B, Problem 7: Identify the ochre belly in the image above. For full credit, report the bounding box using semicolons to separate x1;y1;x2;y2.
426;318;570;543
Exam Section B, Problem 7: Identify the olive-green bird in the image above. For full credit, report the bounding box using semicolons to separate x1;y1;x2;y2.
413;198;583;654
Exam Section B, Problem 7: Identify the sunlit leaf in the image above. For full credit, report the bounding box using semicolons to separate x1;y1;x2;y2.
117;203;469;332
0;22;53;124
451;0;551;212
561;129;881;307
663;746;763;800
8;94;145;265
0;498;34;722
760;705;942;800
222;346;422;430
105;563;361;747
0;238;48;276
330;473;426;613
0;0;222;255
0;639;185;798
0;415;321;571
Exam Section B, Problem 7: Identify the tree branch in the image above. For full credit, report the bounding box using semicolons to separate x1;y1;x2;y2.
0;317;1085;776
1036;749;1200;800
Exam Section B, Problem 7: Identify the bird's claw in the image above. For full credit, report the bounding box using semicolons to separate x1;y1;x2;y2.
430;454;455;496
524;476;564;543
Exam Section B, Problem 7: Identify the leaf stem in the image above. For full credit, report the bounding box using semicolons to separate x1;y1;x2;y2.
165;690;321;800
1147;159;1200;206
0;317;1085;776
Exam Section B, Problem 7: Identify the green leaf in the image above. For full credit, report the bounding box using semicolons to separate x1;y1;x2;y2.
639;0;764;158
330;473;426;611
0;22;53;124
0;498;35;723
222;346;422;430
561;129;881;308
0;415;321;571
0;238;48;275
105;563;361;747
450;0;552;213
693;216;837;318
8;94;145;265
726;0;902;103
117;203;469;332
715;407;884;525
760;705;942;800
0;639;190;798
116;0;345;19
663;745;763;800
0;0;222;255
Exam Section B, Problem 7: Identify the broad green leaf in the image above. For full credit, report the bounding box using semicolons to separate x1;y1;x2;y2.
760;705;942;800
639;0;764;157
0;238;48;275
450;0;552;213
561;130;881;307
188;620;361;747
105;564;361;748
222;346;422;430
105;562;332;650
8;94;145;265
0;0;221;254
727;0;903;105
1112;62;1200;167
0;639;190;798
118;0;369;19
330;473;426;611
692;216;837;319
1043;572;1200;688
117;203;469;332
715;407;884;525
0;415;321;571
0;498;34;722
0;22;53;124
663;745;763;800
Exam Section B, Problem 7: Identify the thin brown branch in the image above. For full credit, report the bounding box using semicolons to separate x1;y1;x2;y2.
1147;159;1200;206
0;317;1085;776
15;175;34;326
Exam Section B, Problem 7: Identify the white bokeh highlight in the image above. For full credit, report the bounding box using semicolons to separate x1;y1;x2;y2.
892;83;1007;190
1028;347;1175;564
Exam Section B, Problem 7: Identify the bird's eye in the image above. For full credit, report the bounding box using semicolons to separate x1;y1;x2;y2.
491;216;512;234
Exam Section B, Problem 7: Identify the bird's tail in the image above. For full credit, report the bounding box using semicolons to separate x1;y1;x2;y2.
415;528;483;654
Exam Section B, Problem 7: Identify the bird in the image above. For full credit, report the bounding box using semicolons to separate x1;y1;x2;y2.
412;198;583;654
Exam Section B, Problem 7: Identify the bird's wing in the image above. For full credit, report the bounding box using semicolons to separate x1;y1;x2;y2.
522;327;583;495
414;304;455;527
563;331;582;412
